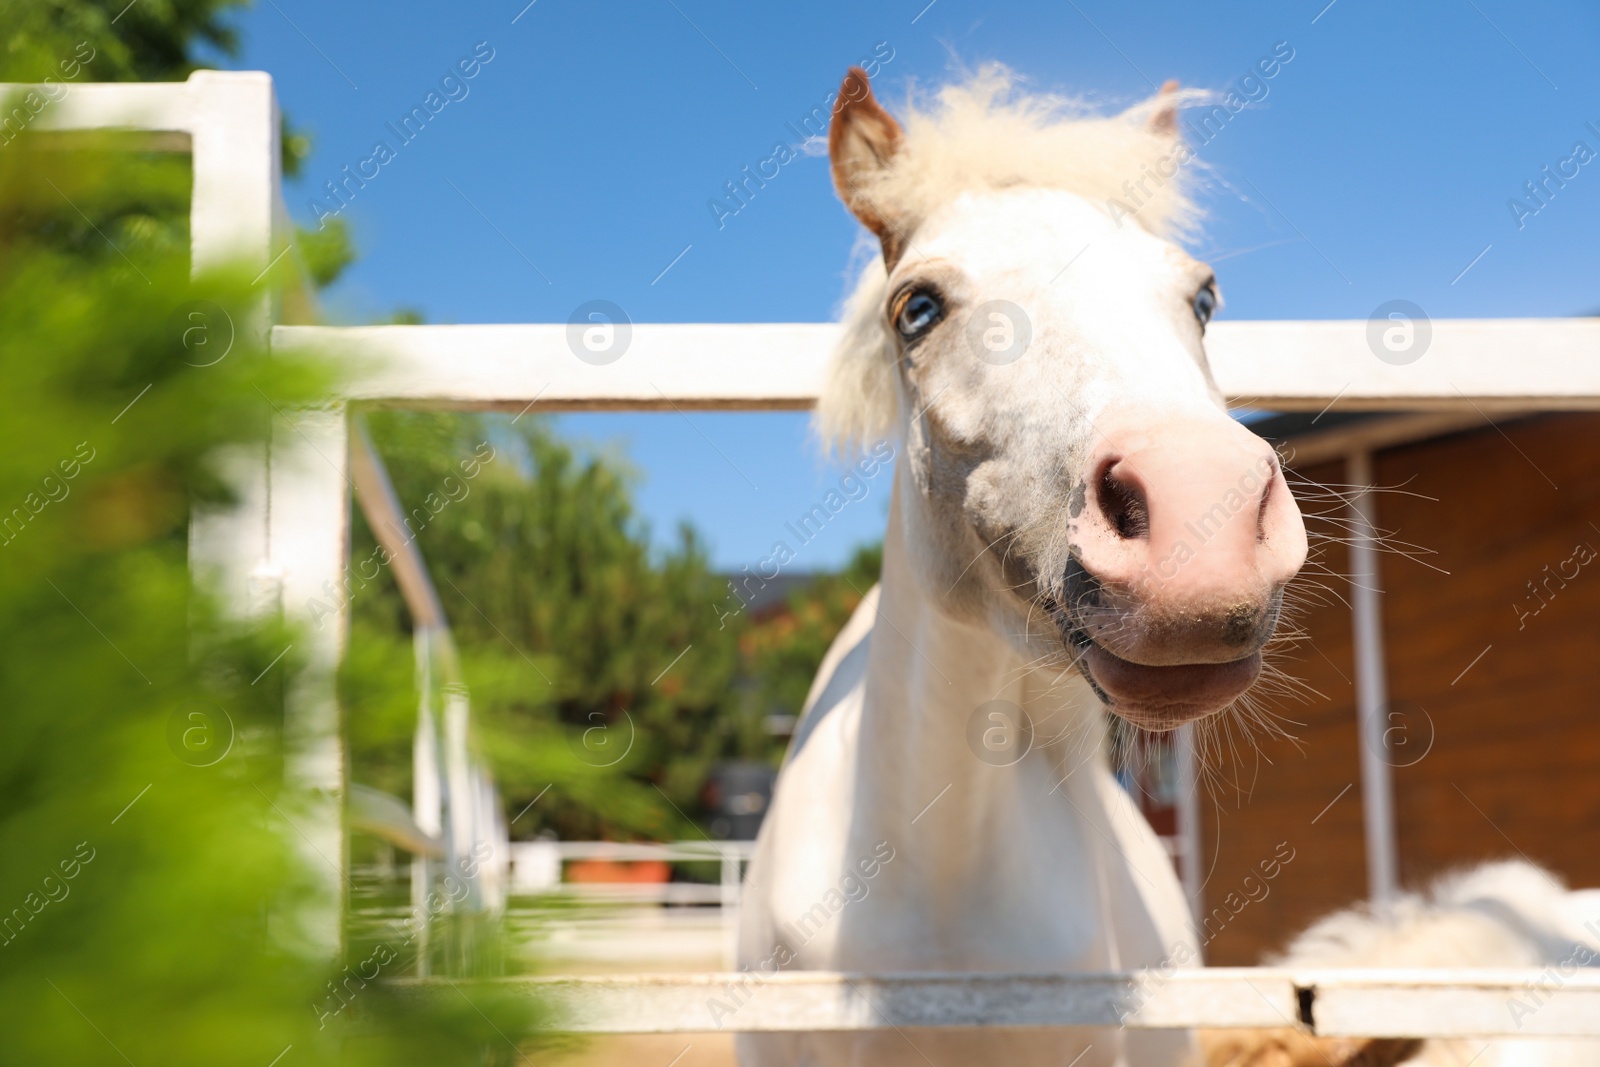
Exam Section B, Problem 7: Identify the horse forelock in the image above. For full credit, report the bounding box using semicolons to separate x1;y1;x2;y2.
816;64;1207;457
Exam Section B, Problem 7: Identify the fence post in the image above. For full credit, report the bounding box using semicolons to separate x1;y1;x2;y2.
721;844;742;968
1347;448;1400;904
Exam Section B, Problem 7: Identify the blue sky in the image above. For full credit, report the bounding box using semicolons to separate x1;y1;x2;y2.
219;0;1600;569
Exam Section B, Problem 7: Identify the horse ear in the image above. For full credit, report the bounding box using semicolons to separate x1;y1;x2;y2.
829;66;906;264
1148;79;1181;136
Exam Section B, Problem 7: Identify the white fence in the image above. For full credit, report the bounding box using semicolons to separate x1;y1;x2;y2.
274;318;1600;413
449;969;1600;1038
347;840;756;969
508;840;754;901
21;70;1600;1037
503;840;756;969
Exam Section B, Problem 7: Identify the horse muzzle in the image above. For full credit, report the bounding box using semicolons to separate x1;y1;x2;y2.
1055;409;1306;728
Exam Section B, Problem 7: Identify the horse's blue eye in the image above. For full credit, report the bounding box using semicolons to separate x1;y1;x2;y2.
1192;284;1217;328
896;291;944;340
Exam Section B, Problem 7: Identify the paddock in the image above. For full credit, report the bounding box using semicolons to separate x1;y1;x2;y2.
24;70;1600;1043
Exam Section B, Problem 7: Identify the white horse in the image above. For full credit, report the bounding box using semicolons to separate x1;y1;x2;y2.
736;66;1600;1067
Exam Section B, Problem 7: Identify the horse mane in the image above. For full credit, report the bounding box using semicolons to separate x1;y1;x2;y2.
817;65;1203;455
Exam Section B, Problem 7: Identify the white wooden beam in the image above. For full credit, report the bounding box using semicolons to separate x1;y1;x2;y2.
1212;318;1600;411
268;407;351;954
397;968;1600;1038
272;318;1600;412
29;80;197;135
187;71;281;284
1305;969;1600;1039
404;968;1300;1034
185;71;285;618
275;323;837;411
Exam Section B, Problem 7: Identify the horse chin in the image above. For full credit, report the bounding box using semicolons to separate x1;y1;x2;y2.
1032;583;1276;729
1075;640;1262;732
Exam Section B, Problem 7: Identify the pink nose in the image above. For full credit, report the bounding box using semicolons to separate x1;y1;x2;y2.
1072;412;1307;668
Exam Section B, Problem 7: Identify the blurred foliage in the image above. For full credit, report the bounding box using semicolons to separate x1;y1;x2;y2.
0;0;244;82
742;543;883;727
283;115;314;177
0;126;540;1063
296;213;357;287
343;413;783;842
389;305;427;325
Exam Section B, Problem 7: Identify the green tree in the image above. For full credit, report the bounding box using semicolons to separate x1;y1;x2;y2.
0;0;244;82
342;412;770;842
741;542;883;749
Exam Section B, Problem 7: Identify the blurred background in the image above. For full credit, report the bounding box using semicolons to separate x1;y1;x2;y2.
2;1;1597;1064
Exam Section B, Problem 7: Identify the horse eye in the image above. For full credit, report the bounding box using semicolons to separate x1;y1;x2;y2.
1192;284;1217;329
895;290;944;341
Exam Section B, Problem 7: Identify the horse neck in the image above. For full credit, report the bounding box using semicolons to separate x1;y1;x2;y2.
850;471;1105;862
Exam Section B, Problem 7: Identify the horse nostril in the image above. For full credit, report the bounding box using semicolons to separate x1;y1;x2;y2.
1097;461;1149;541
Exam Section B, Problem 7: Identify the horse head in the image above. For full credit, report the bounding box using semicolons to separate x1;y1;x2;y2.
820;66;1307;730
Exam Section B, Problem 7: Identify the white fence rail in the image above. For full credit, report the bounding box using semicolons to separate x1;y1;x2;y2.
20;70;1600;1041
402;969;1600;1038
509;840;755;899
274;319;1600;413
505;840;755;967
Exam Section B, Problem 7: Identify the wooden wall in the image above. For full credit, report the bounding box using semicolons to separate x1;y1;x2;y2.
1200;414;1600;965
1198;459;1366;965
